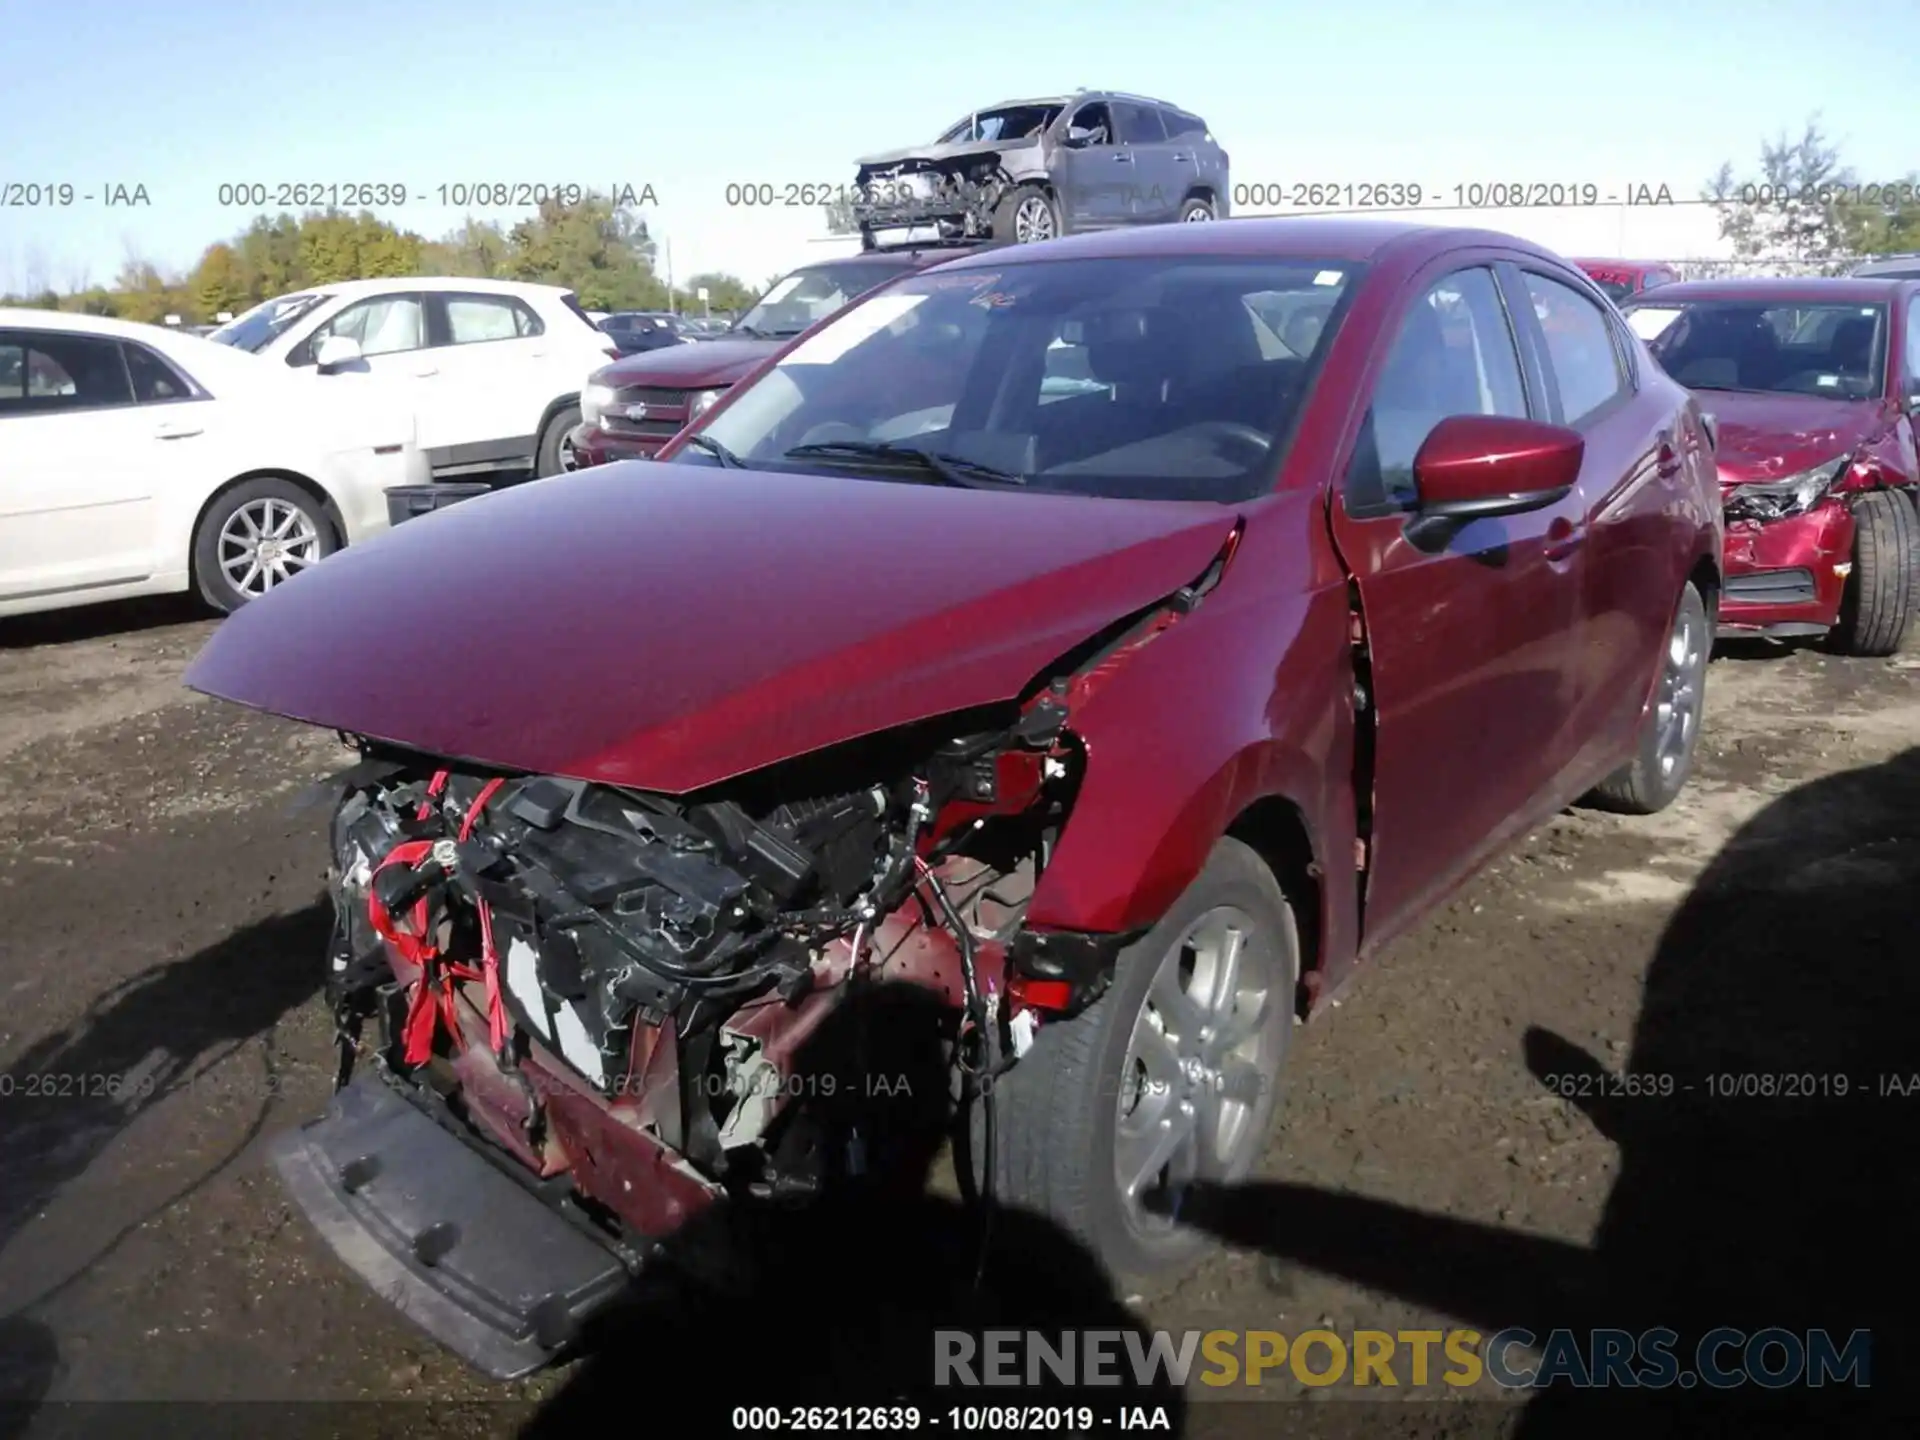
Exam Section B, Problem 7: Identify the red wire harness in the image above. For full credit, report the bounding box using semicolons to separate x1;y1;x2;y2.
371;776;510;1065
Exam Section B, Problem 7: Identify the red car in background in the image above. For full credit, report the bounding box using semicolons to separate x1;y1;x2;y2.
185;219;1721;1380
1575;259;1681;304
1622;277;1920;653
568;245;995;466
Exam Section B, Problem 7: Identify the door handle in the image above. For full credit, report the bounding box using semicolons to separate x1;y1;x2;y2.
1171;152;1193;162
1544;520;1586;562
1112;152;1134;163
154;422;202;439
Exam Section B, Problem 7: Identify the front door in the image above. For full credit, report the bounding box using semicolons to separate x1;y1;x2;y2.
1325;259;1590;953
1052;101;1131;230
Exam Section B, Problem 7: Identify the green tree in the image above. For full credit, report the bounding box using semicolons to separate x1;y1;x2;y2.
1705;116;1920;272
191;242;247;319
679;271;757;314
502;191;667;310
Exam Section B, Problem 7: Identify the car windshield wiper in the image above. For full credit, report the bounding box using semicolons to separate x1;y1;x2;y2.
782;440;1026;488
682;434;747;467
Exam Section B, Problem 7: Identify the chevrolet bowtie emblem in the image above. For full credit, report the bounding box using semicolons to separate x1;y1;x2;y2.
625;402;651;420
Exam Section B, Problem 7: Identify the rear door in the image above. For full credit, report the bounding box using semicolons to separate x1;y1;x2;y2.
1111;102;1178;221
1325;258;1589;953
417;291;556;474
0;329;183;598
1506;264;1685;785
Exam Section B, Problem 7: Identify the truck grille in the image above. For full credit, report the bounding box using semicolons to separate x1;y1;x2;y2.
603;387;691;440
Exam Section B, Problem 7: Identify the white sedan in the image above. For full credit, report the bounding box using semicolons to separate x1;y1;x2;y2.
0;309;429;619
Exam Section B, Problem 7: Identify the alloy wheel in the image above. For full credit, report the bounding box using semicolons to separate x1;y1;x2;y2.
217;498;322;599
558;431;580;473
1113;904;1284;1236
1014;196;1056;243
1655;597;1707;780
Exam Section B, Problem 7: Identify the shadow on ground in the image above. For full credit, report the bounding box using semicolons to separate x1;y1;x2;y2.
1172;744;1920;1430
0;904;329;1408
0;596;210;652
520;981;1186;1436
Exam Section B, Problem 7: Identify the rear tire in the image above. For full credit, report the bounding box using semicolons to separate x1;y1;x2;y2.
1586;580;1709;815
1179;196;1217;222
1828;490;1918;657
973;837;1298;1281
192;478;336;614
535;405;581;478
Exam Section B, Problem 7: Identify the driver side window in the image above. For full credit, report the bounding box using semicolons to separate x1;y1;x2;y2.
1905;300;1920;399
291;295;424;365
1068;101;1112;145
1346;266;1529;514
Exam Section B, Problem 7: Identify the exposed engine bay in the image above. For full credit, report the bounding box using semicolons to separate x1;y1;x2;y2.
316;689;1100;1237
853;155;1029;243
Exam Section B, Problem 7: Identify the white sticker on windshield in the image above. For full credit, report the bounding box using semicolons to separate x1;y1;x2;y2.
780;294;929;365
1626;307;1682;340
1313;270;1343;287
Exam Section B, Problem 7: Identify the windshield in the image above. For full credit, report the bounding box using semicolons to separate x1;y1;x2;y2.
936;104;1064;144
686;255;1360;503
1624;299;1888;399
734;263;912;337
206;292;331;352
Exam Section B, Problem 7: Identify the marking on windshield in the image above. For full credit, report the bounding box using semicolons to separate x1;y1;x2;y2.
1313;270;1344;287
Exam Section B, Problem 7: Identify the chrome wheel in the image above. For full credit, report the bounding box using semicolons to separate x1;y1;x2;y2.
217;498;321;598
1655;595;1707;780
558;430;580;472
1014;195;1056;243
1114;904;1286;1236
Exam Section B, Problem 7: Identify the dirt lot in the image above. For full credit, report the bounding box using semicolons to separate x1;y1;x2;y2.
1;595;1916;1437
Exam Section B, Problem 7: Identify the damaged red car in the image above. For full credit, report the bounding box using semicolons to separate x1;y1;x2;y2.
184;218;1723;1380
1622;277;1920;653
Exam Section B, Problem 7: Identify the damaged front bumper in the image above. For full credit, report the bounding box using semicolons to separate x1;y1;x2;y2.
1718;500;1855;636
272;1072;637;1379
852;166;1009;239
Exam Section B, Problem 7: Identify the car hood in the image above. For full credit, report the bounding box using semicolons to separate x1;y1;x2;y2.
592;337;781;390
184;463;1239;793
1702;390;1888;485
855;136;1040;169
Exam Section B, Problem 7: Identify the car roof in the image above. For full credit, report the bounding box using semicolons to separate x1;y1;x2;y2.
1571;258;1674;272
921;217;1561;268
0;307;187;340
1851;254;1920;277
297;276;576;299
1619;276;1913;304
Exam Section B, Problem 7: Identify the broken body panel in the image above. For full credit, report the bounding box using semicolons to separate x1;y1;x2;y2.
187;219;1721;1378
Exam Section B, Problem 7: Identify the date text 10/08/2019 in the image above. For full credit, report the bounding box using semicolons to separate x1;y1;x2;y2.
210;182;657;209
1229;182;1678;211
731;1406;1170;1432
1541;1071;1920;1100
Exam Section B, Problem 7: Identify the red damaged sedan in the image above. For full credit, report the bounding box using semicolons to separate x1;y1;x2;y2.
183;218;1722;1378
1622;277;1920;652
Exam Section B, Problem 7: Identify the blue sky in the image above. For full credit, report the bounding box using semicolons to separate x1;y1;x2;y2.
1;0;1914;296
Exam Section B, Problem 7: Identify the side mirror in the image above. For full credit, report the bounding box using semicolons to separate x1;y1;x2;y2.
1405;414;1583;551
1066;125;1100;146
314;335;363;372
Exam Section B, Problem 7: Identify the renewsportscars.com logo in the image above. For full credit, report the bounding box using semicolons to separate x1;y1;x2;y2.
934;1327;1872;1390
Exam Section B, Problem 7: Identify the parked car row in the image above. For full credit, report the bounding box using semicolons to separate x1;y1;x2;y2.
187;216;1750;1379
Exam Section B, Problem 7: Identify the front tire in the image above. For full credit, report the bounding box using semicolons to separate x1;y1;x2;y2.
192;478;335;614
993;185;1061;245
1586;579;1709;814
535;405;582;478
978;837;1298;1281
1828;490;1918;657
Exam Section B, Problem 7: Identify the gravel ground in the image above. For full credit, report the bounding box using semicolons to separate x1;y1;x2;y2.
1;594;1916;1439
